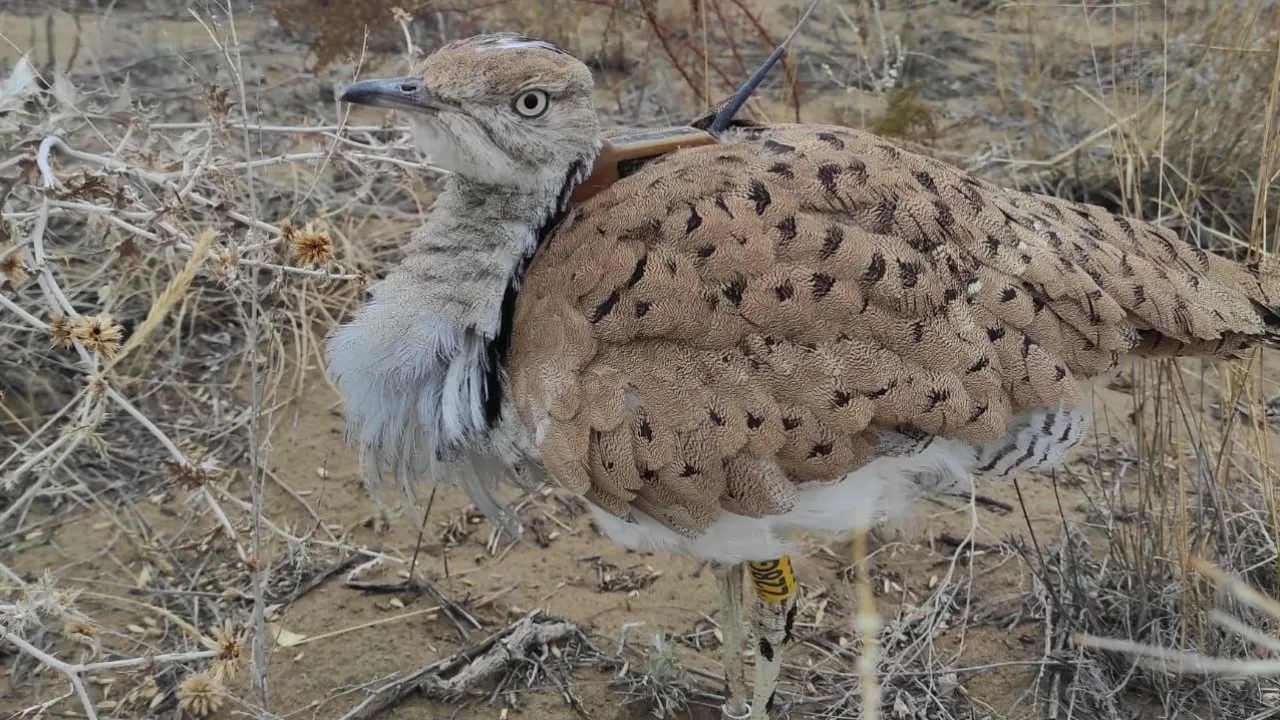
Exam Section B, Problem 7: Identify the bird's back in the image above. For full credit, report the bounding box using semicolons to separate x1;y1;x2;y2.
508;122;1280;537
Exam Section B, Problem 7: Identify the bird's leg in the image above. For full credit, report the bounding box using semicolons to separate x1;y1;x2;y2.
712;562;750;719
746;556;798;720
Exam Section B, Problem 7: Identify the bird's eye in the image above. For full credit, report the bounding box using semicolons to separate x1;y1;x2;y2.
513;89;549;118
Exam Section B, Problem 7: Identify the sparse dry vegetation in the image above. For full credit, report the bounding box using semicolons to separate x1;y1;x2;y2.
2;1;1279;719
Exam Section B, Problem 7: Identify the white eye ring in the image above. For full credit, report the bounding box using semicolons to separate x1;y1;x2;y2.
513;89;549;118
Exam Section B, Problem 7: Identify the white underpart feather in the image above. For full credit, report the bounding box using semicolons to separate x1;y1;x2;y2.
327;282;512;523
326;163;586;529
326;295;489;477
974;403;1090;478
327;302;525;526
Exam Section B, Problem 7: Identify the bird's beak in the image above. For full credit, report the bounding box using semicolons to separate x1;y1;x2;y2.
338;76;455;114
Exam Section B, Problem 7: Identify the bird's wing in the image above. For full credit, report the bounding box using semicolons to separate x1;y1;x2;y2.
508;124;1280;534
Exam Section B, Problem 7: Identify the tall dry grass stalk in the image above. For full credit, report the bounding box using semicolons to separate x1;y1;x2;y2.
0;3;422;717
1010;0;1280;258
978;2;1280;714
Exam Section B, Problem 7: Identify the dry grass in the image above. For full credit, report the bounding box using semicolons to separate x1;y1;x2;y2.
2;1;1279;719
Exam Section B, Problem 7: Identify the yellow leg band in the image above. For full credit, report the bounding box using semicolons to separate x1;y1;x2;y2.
747;556;796;604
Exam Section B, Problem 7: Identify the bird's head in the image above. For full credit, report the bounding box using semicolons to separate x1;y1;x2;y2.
339;33;601;190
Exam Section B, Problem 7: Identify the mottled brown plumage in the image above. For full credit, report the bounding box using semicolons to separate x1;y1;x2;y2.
328;34;1280;720
511;121;1280;536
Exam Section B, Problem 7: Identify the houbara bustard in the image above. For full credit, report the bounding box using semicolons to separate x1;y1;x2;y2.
324;31;1280;720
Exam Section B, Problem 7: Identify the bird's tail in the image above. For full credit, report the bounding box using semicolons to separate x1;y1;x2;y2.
1130;321;1280;359
1127;259;1280;361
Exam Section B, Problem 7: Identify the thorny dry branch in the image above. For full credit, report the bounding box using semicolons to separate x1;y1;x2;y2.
338;611;581;720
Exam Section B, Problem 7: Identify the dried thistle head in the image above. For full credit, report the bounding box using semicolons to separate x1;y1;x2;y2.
202;621;247;681
289;221;335;267
215;249;237;272
391;6;413;23
178;673;224;717
49;313;73;349
127;675;163;712
204;84;231;127
29;571;78;610
85;375;110;399
4;571;88;630
64;619;98;639
161;458;215;490
64;619;102;653
116;238;142;267
1;248;25;288
210;239;243;287
69;315;125;360
58;173;116;203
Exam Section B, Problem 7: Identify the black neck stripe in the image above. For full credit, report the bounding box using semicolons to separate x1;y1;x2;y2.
482;158;585;427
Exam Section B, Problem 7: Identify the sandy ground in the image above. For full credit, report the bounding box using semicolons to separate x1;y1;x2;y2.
2;2;1276;719
4;360;1118;719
